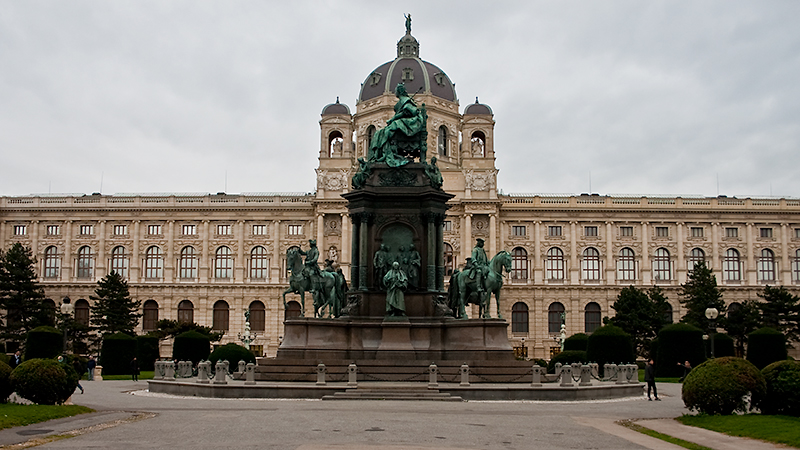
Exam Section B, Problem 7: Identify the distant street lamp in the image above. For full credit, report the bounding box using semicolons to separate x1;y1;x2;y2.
60;297;75;353
705;307;719;359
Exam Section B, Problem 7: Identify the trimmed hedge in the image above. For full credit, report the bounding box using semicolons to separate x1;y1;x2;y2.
136;335;160;371
547;350;587;374
706;333;735;358
24;326;62;360
747;327;787;370
682;356;766;415
10;358;79;405
586;324;634;375
533;359;547;368
100;333;137;375
0;361;12;403
563;333;589;352
172;331;210;365
760;360;800;416
208;343;256;373
655;323;705;377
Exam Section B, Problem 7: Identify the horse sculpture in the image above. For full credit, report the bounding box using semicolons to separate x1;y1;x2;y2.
282;247;344;318
447;250;512;319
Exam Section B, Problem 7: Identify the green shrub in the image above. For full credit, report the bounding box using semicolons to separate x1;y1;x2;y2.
100;333;137;375
0;361;12;403
0;352;10;365
586;324;635;375
10;359;79;405
533;358;547;368
760;360;800;416
135;335;160;371
655;323;705;377
172;331;210;365
682;356;766;415
547;350;587;374
747;327;787;370
62;354;87;379
563;333;589;351
706;333;735;358
24;326;62;360
208;343;256;373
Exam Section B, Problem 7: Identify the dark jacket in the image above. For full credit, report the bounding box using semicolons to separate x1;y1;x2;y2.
644;363;656;382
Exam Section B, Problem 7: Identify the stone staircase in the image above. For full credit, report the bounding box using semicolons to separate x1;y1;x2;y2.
322;384;463;401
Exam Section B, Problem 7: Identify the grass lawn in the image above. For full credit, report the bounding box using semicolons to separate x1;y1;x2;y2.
618;420;712;450
0;403;94;430
677;414;800;448
100;370;154;380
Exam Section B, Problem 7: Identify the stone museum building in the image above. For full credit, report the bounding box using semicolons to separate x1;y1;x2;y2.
2;26;799;359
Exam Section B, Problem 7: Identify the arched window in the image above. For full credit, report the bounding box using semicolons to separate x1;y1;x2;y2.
249;300;266;332
328;130;344;157
76;246;94;279
366;125;376;152
213;300;229;331
110;246;129;279
285;300;301;320
43;246;60;279
653;248;671;281
215;246;233;279
511;247;528;280
470;131;485;157
793;249;800;283
74;299;90;326
723;249;742;282
582;247;601;281
511;302;529;333
42;299;57;326
250;246;269;280
688;248;705;273
142;300;158;332
617;248;636;281
178;300;194;324
758;248;776;282
585;302;601;333
548;302;565;333
663;303;674;324
546;247;565;280
437;125;448;156
179;246;198;280
443;243;454;277
145;246;163;279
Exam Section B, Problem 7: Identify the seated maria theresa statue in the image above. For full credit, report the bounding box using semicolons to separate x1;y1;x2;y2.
368;82;427;167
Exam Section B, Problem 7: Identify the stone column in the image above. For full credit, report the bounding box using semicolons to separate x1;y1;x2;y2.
272;220;281;281
64;221;73;282
641;222;650;284
533;221;542;283
569;221;578;283
0;221;5;251
341;213;350;274
350;214;359;288
200;220;209;282
30;221;40;273
676;222;685;283
316;214;325;255
165;220;174;281
489;213;497;258
358;214;369;290
711;222;719;271
781;223;790;285
435;214;445;291
236;220;245;282
426;213;436;291
463;214;472;264
746;222;755;284
605;221;614;285
96;220;106;277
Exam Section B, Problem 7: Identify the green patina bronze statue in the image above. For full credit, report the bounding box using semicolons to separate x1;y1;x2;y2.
368;83;428;167
383;261;407;317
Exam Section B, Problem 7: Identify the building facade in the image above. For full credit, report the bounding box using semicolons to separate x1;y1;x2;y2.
2;27;800;358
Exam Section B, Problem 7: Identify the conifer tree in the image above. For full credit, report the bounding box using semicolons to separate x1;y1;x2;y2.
0;243;47;340
758;285;800;346
678;261;725;329
608;285;671;356
724;299;761;356
90;271;141;337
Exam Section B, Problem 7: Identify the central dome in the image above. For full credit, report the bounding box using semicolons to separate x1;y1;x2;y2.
357;27;457;104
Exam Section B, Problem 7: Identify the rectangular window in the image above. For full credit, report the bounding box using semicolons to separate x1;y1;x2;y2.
113;225;128;235
512;225;526;237
760;228;773;238
216;224;231;235
252;225;267;235
79;225;93;235
46;225;60;236
182;224;196;235
288;225;303;235
795;228;800;239
443;221;453;232
147;224;161;235
725;227;738;238
655;227;669;237
13;225;26;236
584;226;598;237
691;227;703;237
548;226;562;237
620;226;633;237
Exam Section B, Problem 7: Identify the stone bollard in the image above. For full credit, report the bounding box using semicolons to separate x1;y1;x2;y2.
153;361;164;380
589;363;599;378
238;360;247;374
214;361;228;385
579;365;592;386
571;362;582;376
629;364;639;384
94;365;104;381
605;364;617;381
615;364;628;385
554;362;563;377
316;363;327;386
165;361;176;381
245;363;256;385
560;366;574;387
179;361;193;378
428;363;439;388
347;363;358;387
197;361;210;384
531;365;543;387
222;360;230;375
460;363;470;386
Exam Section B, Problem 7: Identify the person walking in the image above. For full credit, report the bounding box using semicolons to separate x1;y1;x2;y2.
645;359;660;401
87;356;96;381
130;357;140;382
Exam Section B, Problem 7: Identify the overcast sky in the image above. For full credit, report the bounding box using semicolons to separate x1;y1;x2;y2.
2;1;799;198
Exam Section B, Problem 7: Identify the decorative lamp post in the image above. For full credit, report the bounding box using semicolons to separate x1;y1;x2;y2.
60;297;75;353
705;307;719;359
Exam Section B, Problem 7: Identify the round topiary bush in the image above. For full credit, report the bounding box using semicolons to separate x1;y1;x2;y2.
10;358;79;405
759;359;800;416
655;323;706;377
563;333;589;352
682;356;766;415
747;327;787;370
0;361;12;403
586;324;635;375
172;330;211;365
707;333;735;358
100;332;137;375
547;350;587;374
24;326;63;360
136;335;160;372
208;343;256;372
